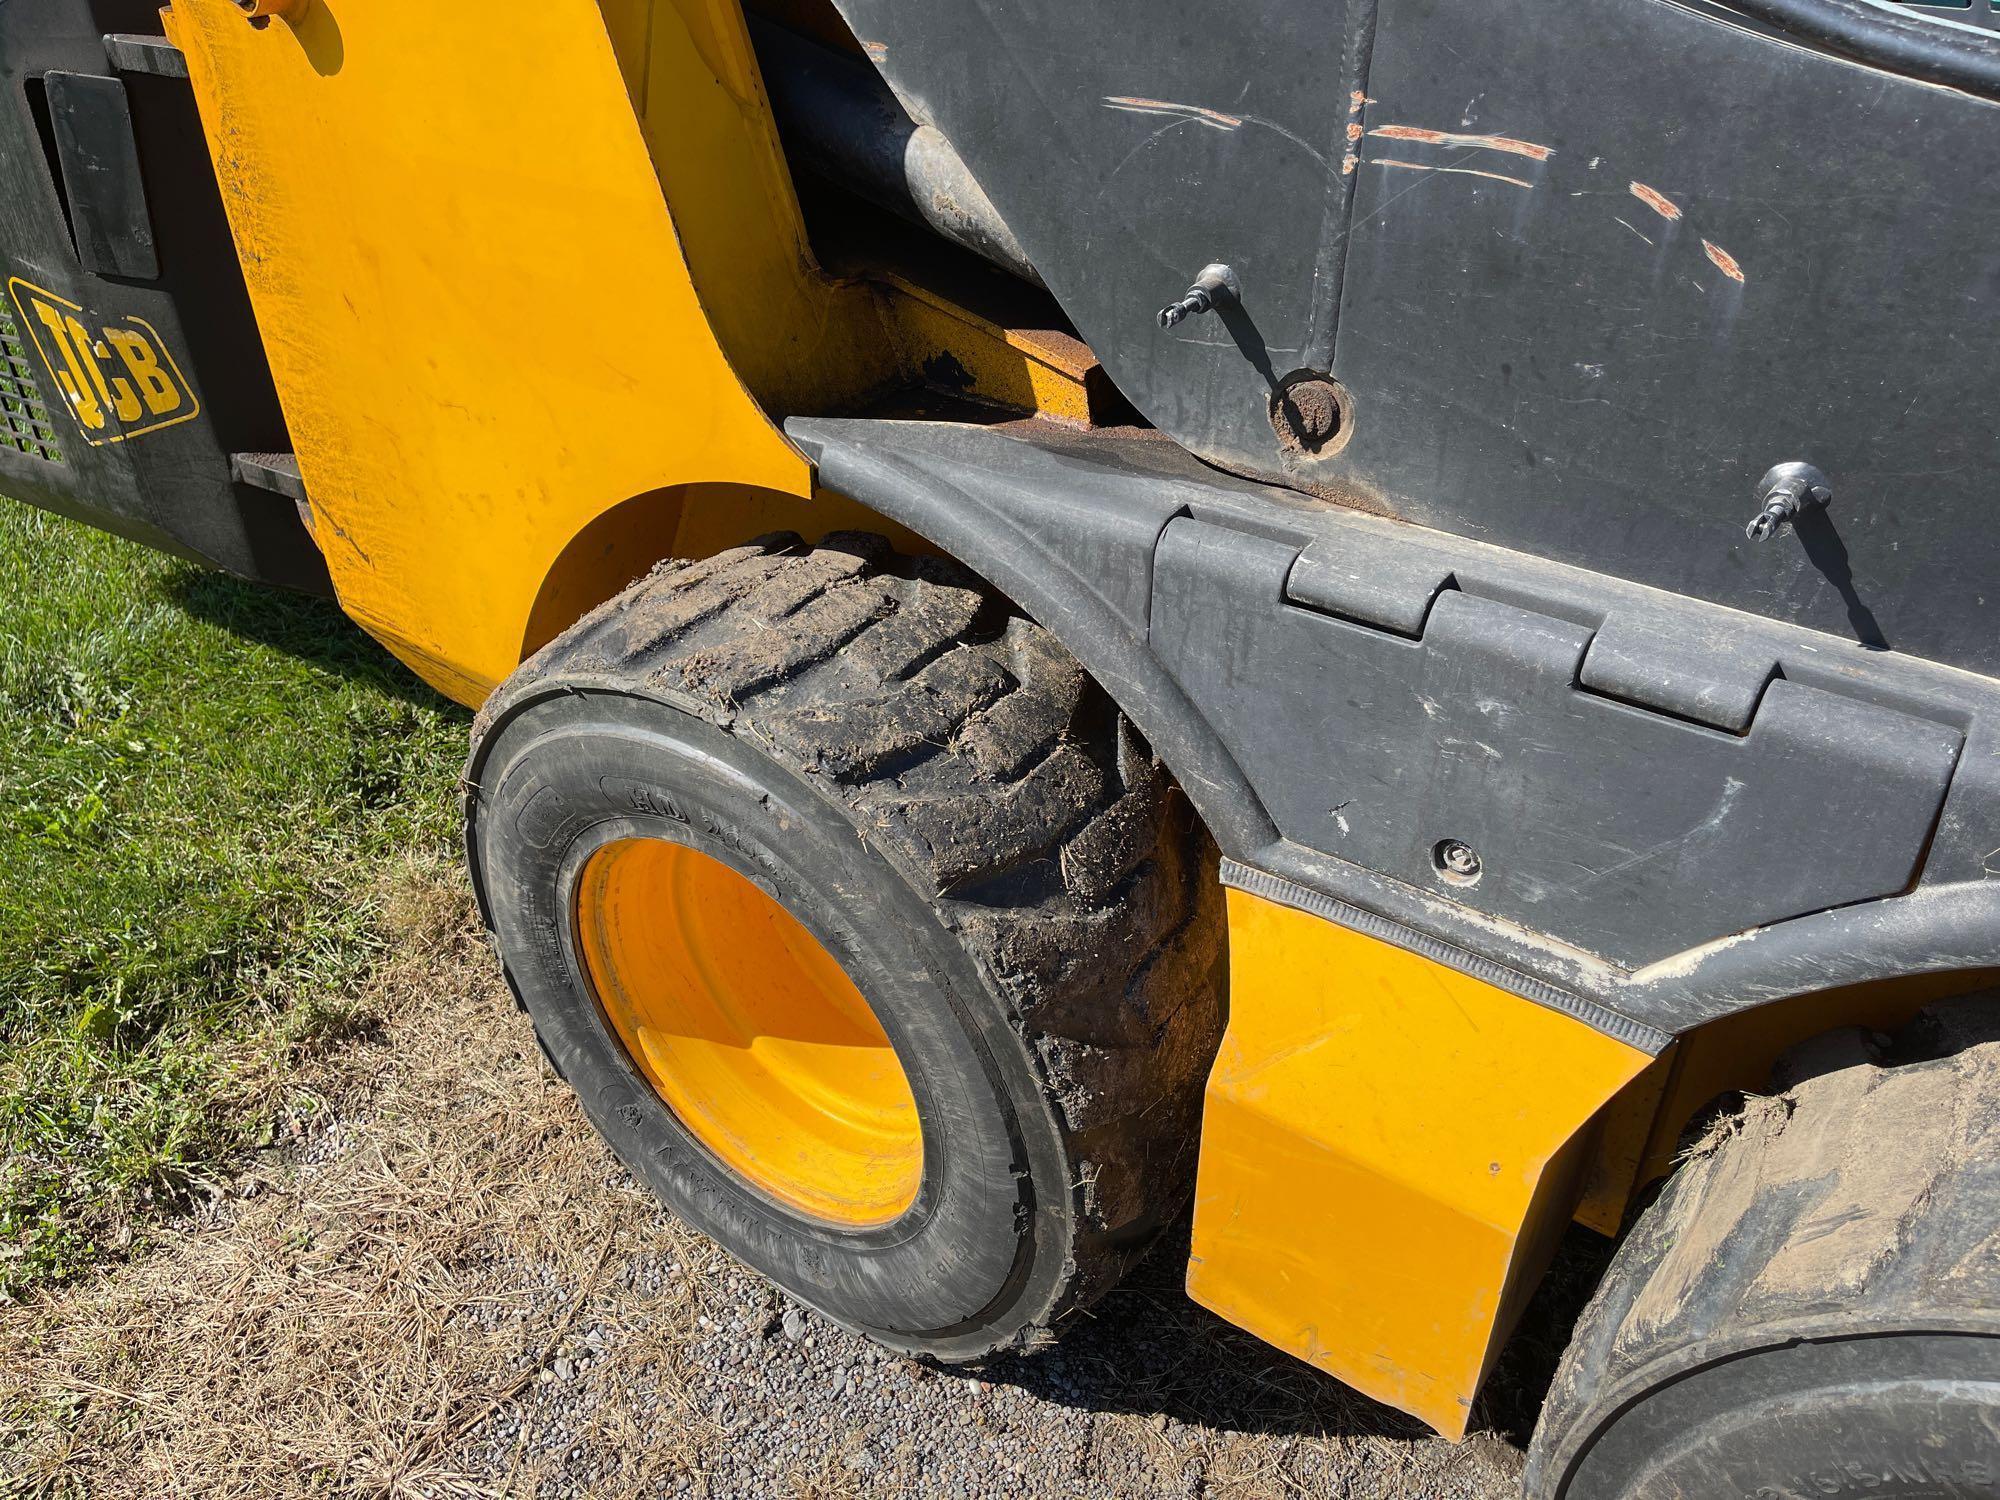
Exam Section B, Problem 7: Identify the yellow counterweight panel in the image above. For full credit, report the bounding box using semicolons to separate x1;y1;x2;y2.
164;0;811;704
1188;887;1654;1438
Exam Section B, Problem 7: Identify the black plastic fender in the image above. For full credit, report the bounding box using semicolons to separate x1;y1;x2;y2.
790;415;2000;1046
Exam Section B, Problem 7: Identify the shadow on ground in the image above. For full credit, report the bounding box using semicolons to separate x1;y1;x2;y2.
974;1217;1617;1450
169;567;458;713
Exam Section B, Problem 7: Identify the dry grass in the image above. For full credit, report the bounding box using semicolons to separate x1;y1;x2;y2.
0;861;707;1500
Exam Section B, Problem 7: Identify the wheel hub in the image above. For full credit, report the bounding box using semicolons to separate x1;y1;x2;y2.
574;837;922;1226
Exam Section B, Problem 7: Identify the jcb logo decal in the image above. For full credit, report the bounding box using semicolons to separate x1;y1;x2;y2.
6;278;199;446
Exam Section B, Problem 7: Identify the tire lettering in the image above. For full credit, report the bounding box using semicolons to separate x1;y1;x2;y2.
598;776;688;822
513;782;569;848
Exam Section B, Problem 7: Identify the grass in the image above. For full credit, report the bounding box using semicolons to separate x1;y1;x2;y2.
0;501;465;1295
0;883;699;1498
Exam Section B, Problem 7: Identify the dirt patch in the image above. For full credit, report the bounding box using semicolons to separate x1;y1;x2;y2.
1;866;1525;1499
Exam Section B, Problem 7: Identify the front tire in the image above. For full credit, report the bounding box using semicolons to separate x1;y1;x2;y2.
463;533;1223;1358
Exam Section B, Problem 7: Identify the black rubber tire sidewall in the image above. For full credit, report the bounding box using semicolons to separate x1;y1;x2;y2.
1556;1330;2000;1500
468;689;1077;1355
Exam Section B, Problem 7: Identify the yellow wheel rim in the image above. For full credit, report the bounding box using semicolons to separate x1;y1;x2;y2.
574;837;923;1226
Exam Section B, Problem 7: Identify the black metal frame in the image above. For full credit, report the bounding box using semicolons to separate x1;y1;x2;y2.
835;0;2000;680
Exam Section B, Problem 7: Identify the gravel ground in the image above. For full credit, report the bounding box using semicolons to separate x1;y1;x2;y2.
443;1225;1536;1499
3;870;1599;1499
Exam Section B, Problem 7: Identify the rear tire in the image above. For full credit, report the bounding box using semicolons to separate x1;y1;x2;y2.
1527;997;2000;1499
463;533;1224;1358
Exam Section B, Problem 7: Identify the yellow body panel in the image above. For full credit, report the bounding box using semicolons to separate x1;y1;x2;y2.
600;0;899;416
169;0;1113;704
165;0;811;704
1188;887;1653;1437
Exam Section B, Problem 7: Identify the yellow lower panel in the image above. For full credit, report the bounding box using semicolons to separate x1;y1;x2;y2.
1188;887;1653;1437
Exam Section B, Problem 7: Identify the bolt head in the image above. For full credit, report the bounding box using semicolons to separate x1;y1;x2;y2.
1434;838;1482;884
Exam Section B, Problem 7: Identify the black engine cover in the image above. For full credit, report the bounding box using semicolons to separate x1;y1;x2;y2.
836;0;2000;678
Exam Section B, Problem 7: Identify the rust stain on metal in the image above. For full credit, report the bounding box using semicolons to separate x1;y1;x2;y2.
1002;325;1099;375
863;40;887;61
1350;90;1368;114
1270;375;1350;456
1628;181;1681;221
1347;121;1364;143
1102;96;1244;131
1369;159;1532;189
1702;239;1746;284
1342;151;1359;176
1291;469;1401;516
1368;125;1552;161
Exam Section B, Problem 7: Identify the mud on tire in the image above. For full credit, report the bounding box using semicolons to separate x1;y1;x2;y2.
1527;995;2000;1499
463;533;1225;1358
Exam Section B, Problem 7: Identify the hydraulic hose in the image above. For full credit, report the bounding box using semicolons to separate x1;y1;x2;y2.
745;15;1042;286
1721;0;2000;101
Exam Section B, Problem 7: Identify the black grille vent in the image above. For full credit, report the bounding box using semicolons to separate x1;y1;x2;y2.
0;297;63;466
